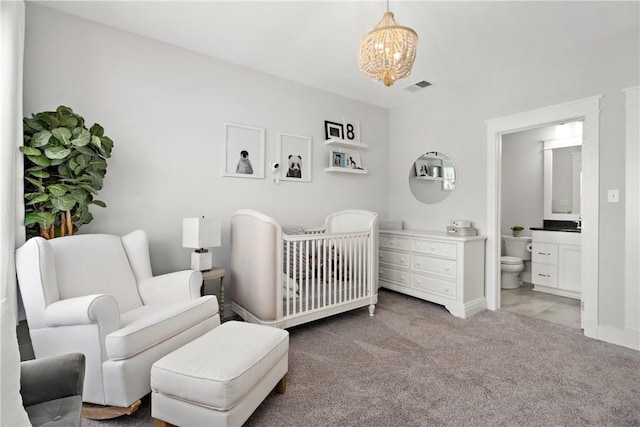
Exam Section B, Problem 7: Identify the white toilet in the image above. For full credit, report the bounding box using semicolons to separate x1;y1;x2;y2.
501;235;532;289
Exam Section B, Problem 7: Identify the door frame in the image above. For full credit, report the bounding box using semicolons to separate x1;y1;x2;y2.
485;96;601;338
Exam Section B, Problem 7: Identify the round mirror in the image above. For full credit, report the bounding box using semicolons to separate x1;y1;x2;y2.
408;151;457;204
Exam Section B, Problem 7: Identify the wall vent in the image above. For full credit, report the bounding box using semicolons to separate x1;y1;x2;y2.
415;80;431;88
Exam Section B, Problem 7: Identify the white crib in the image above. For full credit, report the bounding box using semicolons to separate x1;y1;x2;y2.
230;209;379;329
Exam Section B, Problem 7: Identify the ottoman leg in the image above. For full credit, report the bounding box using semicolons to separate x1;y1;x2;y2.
276;374;287;394
154;419;176;427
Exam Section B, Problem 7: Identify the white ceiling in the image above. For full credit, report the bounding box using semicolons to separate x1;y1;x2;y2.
34;1;639;110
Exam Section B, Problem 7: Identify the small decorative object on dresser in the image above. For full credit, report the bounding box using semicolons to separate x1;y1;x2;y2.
379;229;487;318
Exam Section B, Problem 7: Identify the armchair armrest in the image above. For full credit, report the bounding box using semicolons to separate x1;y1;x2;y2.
44;294;120;332
138;270;202;305
20;353;86;407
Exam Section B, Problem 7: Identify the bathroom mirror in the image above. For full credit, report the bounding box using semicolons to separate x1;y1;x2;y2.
408;152;457;204
543;138;582;220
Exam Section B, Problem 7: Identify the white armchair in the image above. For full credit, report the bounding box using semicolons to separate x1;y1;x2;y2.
15;230;220;408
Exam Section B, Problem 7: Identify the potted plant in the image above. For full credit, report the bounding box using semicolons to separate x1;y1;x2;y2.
21;106;114;239
511;226;524;237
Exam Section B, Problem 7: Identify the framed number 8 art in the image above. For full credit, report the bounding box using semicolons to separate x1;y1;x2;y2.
342;118;360;142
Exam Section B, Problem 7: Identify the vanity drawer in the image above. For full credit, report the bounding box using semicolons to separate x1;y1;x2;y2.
532;262;557;287
412;254;457;279
412;239;457;259
379;249;410;268
412;272;456;300
379;235;411;251
532;243;558;265
379;266;410;286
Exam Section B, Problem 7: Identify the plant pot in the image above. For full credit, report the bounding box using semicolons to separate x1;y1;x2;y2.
512;230;523;237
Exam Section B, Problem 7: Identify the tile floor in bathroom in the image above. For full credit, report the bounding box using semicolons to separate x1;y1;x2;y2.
501;282;581;329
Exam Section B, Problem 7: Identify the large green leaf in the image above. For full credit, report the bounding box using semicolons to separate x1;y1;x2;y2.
31;131;52;148
58;114;78;128
79;184;98;195
69;188;88;203
56;106;74;116
51;127;72;145
28;169;50;179
49;158;65;166
26;155;50;167
74;145;96;156
24;118;45;132
47;184;68;197
70;128;91;147
90;123;104;137
24;177;44;190
44;146;72;160
25;211;56;229
19;146;41;156
91;199;107;208
51;195;76;211
26;194;49;205
57;163;72;179
99;136;114;157
36;113;59;129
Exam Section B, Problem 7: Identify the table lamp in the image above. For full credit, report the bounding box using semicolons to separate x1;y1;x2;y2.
182;217;221;271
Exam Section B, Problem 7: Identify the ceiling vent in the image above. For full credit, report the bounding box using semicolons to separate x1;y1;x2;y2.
405;80;432;92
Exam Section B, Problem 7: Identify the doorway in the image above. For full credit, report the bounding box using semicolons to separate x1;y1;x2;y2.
499;123;582;328
486;96;601;338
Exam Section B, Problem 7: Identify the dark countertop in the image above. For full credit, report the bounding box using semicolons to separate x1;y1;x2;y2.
530;227;581;233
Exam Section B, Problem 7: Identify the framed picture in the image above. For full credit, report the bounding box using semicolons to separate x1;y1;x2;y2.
342;118;360;142
414;159;430;177
278;132;312;182
324;121;344;140
330;151;346;167
224;123;265;179
343;149;364;170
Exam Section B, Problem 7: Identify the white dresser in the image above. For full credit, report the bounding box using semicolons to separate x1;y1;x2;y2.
379;230;487;318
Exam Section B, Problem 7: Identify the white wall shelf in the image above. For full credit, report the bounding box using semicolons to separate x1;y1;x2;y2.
324;138;368;150
324;166;368;174
414;176;444;181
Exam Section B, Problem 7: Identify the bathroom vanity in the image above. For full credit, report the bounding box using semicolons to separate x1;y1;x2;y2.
379;230;487;318
530;229;581;299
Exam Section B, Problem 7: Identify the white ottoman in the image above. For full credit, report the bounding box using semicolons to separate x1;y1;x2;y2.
151;321;289;427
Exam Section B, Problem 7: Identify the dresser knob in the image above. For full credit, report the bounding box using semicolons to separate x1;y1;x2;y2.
416;279;421;284
400;259;405;264
416;261;422;266
444;267;450;272
445;287;450;292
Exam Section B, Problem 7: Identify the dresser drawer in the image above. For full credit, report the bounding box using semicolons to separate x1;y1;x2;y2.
412;272;456;300
532;262;557;287
532;243;558;265
379;235;411;251
412;254;457;279
379;249;410;268
412;239;457;259
379;266;410;286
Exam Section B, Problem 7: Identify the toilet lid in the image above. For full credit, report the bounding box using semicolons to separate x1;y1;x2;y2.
501;256;523;265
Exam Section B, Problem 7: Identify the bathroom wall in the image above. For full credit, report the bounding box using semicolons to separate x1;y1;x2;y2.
501;126;553;237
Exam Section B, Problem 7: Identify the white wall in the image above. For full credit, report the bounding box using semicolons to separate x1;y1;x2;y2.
389;28;639;331
22;5;389;310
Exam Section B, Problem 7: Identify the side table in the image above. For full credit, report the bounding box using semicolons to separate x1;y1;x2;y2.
201;268;226;321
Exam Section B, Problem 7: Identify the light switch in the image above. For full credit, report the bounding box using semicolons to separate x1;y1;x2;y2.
607;189;619;203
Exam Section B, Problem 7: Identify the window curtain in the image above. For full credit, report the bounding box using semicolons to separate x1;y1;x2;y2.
0;0;26;317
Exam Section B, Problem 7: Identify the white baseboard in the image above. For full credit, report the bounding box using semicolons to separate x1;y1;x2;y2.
584;320;639;350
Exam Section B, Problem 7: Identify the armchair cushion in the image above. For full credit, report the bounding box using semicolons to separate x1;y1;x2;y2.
20;353;85;427
106;296;218;360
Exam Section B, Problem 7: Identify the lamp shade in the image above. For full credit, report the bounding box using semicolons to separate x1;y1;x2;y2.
182;217;221;249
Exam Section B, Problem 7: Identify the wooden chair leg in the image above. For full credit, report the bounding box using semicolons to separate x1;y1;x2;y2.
154;419;177;427
82;399;141;420
275;374;287;394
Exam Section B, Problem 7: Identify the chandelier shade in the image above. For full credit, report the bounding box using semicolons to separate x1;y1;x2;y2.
358;10;418;87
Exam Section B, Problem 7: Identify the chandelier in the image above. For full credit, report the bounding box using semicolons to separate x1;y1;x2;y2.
358;1;418;87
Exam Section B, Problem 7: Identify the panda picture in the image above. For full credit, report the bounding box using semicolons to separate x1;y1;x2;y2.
286;154;302;178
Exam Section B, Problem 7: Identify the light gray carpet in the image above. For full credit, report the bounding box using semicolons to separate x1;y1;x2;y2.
83;289;640;427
